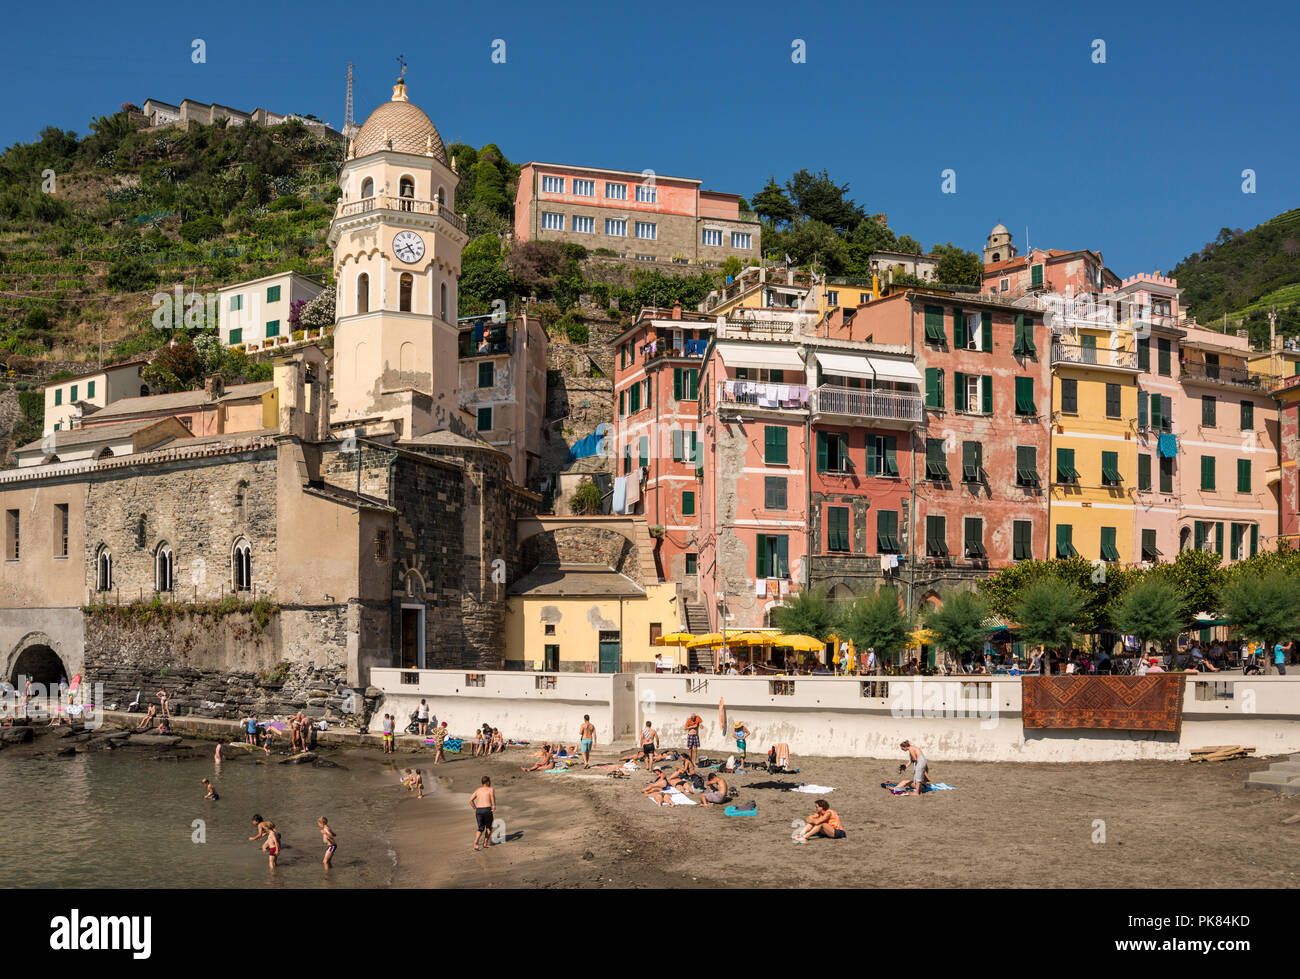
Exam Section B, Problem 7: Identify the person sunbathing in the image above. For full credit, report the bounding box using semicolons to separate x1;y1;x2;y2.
135;704;158;731
521;745;554;772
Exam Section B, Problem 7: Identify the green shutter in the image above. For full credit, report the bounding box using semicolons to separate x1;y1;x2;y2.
1142;529;1158;561
1100;526;1119;562
1138;454;1151;491
1202;396;1216;427
265;320;280;338
981;374;992;414
1138;391;1149;428
1057;447;1077;483
630;384;640;413
884;436;898;476
1215;522;1224;556
683;491;695;516
638;437;648;468
673;368;682;400
981;311;993;352
964;517;984;557
765;426;787;465
864;434;878;474
1201;455;1215;491
229;328;242;345
816;431;829;472
1013;520;1031;560
1016;445;1038;485
1102;450;1120;485
1015;376;1035;415
1031;264;1043;287
1241;400;1254;430
1194;522;1206;551
878;510;899;552
619;390;625;416
962;441;979;482
686;369;699;399
1238;458;1251;493
1138;338;1150;371
267;285;280;302
926;438;949;480
1056;524;1074;558
953;308;965;348
87;381;95;399
1158;339;1171;375
924;306;945;343
1061;378;1077;414
953;371;965;411
1230;523;1243;559
1149;394;1162;429
1251;524;1259;556
672;430;683;462
925;367;939;407
1160;456;1173;493
756;535;768;578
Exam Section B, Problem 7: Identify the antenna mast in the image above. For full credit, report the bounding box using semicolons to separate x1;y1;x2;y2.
343;62;358;138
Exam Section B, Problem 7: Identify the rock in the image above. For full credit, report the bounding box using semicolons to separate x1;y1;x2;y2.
311;757;343;768
56;746;76;756
280;752;317;765
127;735;182;747
0;727;34;744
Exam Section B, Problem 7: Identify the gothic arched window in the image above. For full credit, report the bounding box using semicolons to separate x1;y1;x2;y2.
155;543;174;593
233;538;252;592
96;546;113;592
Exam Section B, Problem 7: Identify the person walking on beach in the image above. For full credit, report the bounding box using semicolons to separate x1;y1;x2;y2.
898;741;929;796
417;699;430;737
262;821;280;869
318;817;337;870
684;712;703;766
578;714;596;768
432;721;448;764
470;776;496;851
640;721;659;770
381;713;395;754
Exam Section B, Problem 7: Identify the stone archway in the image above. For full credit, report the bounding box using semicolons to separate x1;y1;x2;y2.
10;644;67;686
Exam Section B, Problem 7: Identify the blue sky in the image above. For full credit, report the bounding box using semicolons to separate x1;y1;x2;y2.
2;0;1296;275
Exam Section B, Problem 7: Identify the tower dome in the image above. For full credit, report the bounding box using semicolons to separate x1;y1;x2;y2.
990;222;1009;237
352;80;448;164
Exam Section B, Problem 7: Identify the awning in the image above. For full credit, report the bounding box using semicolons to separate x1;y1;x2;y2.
813;350;874;379
716;342;804;372
867;357;923;384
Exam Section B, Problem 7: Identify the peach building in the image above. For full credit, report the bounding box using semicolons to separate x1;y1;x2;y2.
76;378;276;438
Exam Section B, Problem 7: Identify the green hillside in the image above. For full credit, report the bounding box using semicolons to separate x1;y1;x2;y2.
1171;208;1300;344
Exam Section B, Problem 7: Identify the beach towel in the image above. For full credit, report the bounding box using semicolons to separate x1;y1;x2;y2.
542;768;569;774
792;784;835;794
652;786;697;807
725;804;759;817
774;743;791;769
881;781;956;794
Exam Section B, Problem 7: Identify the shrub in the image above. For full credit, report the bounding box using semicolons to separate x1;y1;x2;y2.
268;195;304;211
569;479;603;515
178;215;223;243
105;255;156;292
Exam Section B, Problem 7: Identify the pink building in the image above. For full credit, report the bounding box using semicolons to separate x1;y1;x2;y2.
77;379;273;437
514;162;760;266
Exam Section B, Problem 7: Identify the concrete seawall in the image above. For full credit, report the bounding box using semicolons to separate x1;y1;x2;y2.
372;670;1300;762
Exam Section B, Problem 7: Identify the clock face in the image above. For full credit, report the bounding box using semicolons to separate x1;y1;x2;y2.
393;230;425;264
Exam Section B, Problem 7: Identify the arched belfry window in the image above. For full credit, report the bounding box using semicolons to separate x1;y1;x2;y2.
96;546;113;592
400;273;413;312
356;272;370;315
436;186;446;206
155;543;174;593
360;177;374;210
233;538;252;592
399;175;415;212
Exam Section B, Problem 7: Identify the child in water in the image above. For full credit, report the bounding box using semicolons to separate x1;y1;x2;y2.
261;821;280;868
318;816;337;869
202;778;219;800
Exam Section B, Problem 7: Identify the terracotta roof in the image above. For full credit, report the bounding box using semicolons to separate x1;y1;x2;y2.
353;97;447;164
44;360;147;385
15;418;173;453
508;563;645;598
85;381;268;420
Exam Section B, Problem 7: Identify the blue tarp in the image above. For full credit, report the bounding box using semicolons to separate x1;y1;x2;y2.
1158;432;1179;458
566;423;607;464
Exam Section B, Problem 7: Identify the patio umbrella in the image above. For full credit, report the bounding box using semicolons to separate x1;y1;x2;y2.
775;634;826;652
655;631;694;669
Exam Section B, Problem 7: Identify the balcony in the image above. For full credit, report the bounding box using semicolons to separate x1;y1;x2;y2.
716;380;809;411
1051;342;1137;371
716;312;805;342
335;195;467;234
642;337;708;363
810;385;924;426
1179;360;1267;391
459;326;513;358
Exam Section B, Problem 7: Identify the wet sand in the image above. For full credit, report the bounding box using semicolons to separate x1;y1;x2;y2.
385;745;1300;888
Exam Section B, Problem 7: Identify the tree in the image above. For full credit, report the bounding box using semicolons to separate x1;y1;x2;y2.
141;339;204;393
1013;579;1084;658
770;586;835;639
1165;548;1225;623
781;220;848;275
923;590;989;666
836;588;911;660
105;256;156;292
931;242;983;286
1218;572;1300;652
751;176;796;228
568;479;602;515
786;169;865;232
297;287;336;330
1112;576;1183;658
895;234;922;255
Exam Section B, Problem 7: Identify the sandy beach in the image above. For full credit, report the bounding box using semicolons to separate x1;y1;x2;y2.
382;742;1300;888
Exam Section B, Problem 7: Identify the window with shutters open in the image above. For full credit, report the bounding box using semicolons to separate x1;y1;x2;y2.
1101;450;1122;486
1056;524;1077;558
1142;529;1159;562
924;367;944;409
1100;526;1119;562
923;305;945;344
1057;447;1079;484
961;441;983;483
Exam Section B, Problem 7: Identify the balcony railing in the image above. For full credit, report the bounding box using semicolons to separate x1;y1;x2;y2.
717;380;809;410
810;385;924;423
1179;360;1266;390
642;338;707;362
335;195;468;233
717;315;802;341
1051;342;1137;370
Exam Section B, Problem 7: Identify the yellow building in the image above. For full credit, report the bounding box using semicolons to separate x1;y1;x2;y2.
1049;324;1141;563
1247;340;1300;383
505;567;681;673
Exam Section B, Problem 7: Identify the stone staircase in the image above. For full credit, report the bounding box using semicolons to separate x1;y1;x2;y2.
1244;754;1300;795
684;603;711;670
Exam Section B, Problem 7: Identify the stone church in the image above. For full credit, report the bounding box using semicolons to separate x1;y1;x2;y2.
0;78;538;719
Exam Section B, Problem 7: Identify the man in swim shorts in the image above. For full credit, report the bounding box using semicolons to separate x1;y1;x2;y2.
432;721;448;764
381;713;395;754
899;740;929;795
578;714;596;768
684;713;703;765
470;776;496;851
640;721;659;770
318;816;337;869
700;772;729;806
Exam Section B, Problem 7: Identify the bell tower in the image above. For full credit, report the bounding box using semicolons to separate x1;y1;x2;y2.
327;69;469;438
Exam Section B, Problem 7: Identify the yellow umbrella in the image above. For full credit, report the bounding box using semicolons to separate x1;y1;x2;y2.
907;628;938;649
730;632;774;645
775;634;827;652
655;633;695;646
686;633;725;648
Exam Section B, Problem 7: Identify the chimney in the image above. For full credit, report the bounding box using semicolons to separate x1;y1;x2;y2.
204;375;224;400
671;302;682;320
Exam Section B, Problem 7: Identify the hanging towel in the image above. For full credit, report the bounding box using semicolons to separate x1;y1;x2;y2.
1158;433;1178;458
625;476;641;509
612;476;627;514
755;580;767;596
881;554;891;572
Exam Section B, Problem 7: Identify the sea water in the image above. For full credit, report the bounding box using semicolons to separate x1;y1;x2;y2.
0;747;401;888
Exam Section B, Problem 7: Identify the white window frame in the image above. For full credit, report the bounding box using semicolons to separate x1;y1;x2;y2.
731;231;752;249
572;215;594;234
635;221;657;240
701;228;722;247
964;374;980;413
999;277;1010;292
541;211;564;231
636;184;657;204
827;290;839;307
964;311;982;350
606;218;626;237
541;175;565;194
605;182;627;200
572;179;594;197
